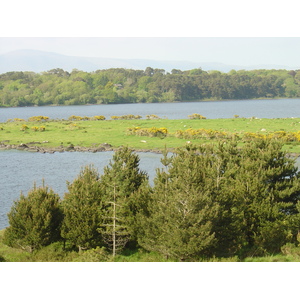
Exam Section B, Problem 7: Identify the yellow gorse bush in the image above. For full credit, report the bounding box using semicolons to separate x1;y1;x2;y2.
92;115;106;121
68;115;83;121
28;116;49;122
175;128;228;139
111;115;142;120
20;124;29;131
188;113;207;120
127;127;168;137
146;114;160;120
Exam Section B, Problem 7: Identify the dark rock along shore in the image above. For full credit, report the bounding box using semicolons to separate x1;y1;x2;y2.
0;141;164;154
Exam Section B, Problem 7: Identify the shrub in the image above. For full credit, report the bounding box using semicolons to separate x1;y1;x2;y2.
146;114;160;120
28;116;49;122
68;115;83;121
93;115;106;121
31;126;39;132
175;128;228;140
127;127;168;138
188;113;207;119
111;115;142;120
3;184;62;252
20;124;29;131
72;247;110;262
281;243;300;258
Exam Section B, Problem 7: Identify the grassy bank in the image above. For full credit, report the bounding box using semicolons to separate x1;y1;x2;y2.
1;228;300;262
1;117;300;153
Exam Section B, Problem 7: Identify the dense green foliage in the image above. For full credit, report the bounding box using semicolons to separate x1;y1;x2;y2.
2;141;300;261
98;147;148;255
60;165;103;252
1;67;300;106
3;184;62;252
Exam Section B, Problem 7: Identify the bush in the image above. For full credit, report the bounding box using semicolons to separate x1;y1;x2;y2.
146;114;160;120
93;115;106;120
28;116;49;122
72;247;110;262
188;113;207;119
111;114;142;120
281;243;300;258
20;124;29;131
4;184;62;252
127;127;168;138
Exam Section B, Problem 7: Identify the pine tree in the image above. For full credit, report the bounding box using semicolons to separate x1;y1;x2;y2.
98;146;148;255
236;140;300;255
4;183;62;252
61;165;103;252
137;141;300;259
212;140;300;256
137;146;219;261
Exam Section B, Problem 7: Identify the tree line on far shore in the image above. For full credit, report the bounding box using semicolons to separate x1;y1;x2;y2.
1;67;300;107
3;140;300;261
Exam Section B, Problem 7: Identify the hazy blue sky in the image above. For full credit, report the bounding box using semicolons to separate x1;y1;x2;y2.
1;37;300;68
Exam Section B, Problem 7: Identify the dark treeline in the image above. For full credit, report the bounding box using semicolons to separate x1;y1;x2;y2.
3;141;300;261
1;67;300;107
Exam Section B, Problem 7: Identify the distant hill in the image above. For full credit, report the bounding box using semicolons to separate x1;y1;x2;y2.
0;49;294;74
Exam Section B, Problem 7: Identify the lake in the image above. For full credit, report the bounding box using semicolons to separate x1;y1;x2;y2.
1;98;300;122
1;99;300;229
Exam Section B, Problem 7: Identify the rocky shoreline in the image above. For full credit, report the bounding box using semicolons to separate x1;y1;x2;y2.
0;141;165;154
1;141;299;157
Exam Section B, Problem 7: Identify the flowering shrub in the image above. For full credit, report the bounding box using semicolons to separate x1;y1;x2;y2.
111;115;142;120
68;123;80;130
127;127;168;138
175;128;228;140
243;131;300;142
20;124;29;131
14;118;25;122
39;126;46;132
68;115;83;121
188;113;207;120
146;114;160;120
31;126;39;132
92;115;106;121
28;116;49;122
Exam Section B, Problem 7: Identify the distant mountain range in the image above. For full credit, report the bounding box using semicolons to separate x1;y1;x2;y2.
0;49;294;74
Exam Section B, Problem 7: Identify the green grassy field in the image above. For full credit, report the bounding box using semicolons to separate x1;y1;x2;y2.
1;117;300;153
1;228;300;262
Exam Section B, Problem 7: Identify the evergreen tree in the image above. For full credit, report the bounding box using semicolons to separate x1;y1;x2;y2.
233;140;300;255
210;140;300;257
61;165;102;252
137;147;219;261
137;141;300;259
4;183;62;252
98;146;148;255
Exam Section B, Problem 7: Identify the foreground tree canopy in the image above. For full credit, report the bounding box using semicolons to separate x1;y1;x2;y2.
1;68;300;106
4;142;300;260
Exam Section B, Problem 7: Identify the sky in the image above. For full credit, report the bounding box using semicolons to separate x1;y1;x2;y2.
1;37;300;69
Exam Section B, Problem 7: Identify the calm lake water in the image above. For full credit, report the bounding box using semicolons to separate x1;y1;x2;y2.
1;99;300;229
1;98;300;122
